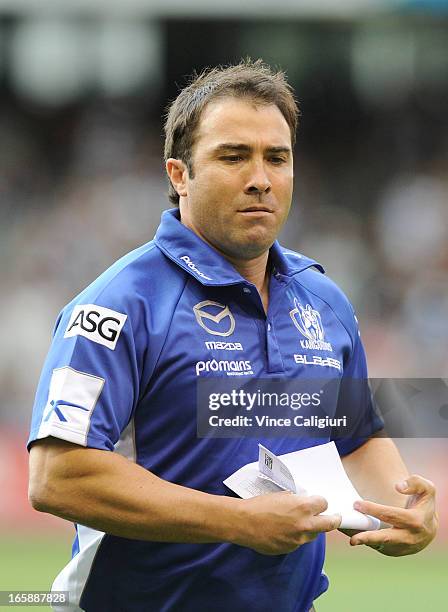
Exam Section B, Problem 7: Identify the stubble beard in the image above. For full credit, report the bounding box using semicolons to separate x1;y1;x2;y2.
210;226;275;262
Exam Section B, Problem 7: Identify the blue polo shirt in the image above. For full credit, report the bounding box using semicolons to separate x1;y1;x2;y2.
28;208;382;612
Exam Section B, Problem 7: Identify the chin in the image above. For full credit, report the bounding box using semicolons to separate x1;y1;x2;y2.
245;230;275;251
214;228;275;260
234;239;274;260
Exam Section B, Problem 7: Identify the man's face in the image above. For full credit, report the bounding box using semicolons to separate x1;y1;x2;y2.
178;97;294;261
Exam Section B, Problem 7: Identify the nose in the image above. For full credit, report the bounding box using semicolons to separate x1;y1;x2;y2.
244;161;272;196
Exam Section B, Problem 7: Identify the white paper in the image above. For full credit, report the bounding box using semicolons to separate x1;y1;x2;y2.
224;442;381;531
258;444;297;492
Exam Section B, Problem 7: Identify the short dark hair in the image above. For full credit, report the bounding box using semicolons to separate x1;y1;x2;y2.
163;58;300;205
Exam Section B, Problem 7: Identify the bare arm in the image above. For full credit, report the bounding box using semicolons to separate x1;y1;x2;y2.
342;436;409;508
29;437;341;555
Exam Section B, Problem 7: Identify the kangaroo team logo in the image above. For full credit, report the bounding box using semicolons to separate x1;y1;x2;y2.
289;298;333;351
193;300;235;337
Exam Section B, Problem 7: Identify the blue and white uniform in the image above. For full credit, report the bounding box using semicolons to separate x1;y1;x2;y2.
28;208;382;612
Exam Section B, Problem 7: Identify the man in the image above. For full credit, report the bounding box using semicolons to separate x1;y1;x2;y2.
28;60;437;612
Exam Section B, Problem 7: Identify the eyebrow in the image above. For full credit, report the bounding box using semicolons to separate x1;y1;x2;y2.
213;143;291;155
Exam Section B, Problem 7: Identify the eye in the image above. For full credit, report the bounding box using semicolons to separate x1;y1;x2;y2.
220;155;243;163
269;156;287;165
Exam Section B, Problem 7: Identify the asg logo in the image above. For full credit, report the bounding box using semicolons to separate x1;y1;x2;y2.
289;298;332;352
193;301;235;337
64;304;127;350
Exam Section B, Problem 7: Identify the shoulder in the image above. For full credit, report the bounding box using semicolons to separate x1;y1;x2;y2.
68;240;185;311
57;240;187;339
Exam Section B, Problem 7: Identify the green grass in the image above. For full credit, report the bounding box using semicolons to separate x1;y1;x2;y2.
319;544;447;611
0;534;446;611
0;534;72;611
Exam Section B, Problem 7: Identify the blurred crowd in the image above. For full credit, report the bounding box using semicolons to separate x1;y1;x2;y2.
288;159;448;379
1;89;447;428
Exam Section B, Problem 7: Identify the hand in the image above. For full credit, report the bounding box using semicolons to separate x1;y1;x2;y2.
236;491;341;555
350;475;438;556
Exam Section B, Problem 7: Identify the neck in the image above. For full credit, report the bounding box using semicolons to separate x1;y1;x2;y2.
224;251;271;313
178;206;271;311
225;251;268;290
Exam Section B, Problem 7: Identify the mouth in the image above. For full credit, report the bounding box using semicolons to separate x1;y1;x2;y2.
238;206;273;214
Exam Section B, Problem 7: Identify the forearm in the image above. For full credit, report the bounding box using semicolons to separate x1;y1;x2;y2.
29;438;242;544
342;436;409;508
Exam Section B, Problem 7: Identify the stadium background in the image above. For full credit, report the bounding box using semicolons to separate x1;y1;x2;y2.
0;1;447;610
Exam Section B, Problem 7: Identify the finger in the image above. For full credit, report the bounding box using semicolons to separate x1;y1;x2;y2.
308;513;342;533
395;475;435;498
353;500;411;528
350;528;395;548
304;495;329;515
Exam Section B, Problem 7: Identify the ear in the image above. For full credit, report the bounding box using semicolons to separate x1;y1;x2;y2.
166;158;189;198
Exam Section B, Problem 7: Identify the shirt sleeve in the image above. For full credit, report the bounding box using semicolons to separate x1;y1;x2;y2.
27;298;142;452
331;316;384;457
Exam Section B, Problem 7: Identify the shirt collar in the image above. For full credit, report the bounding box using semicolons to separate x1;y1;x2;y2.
154;208;324;286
